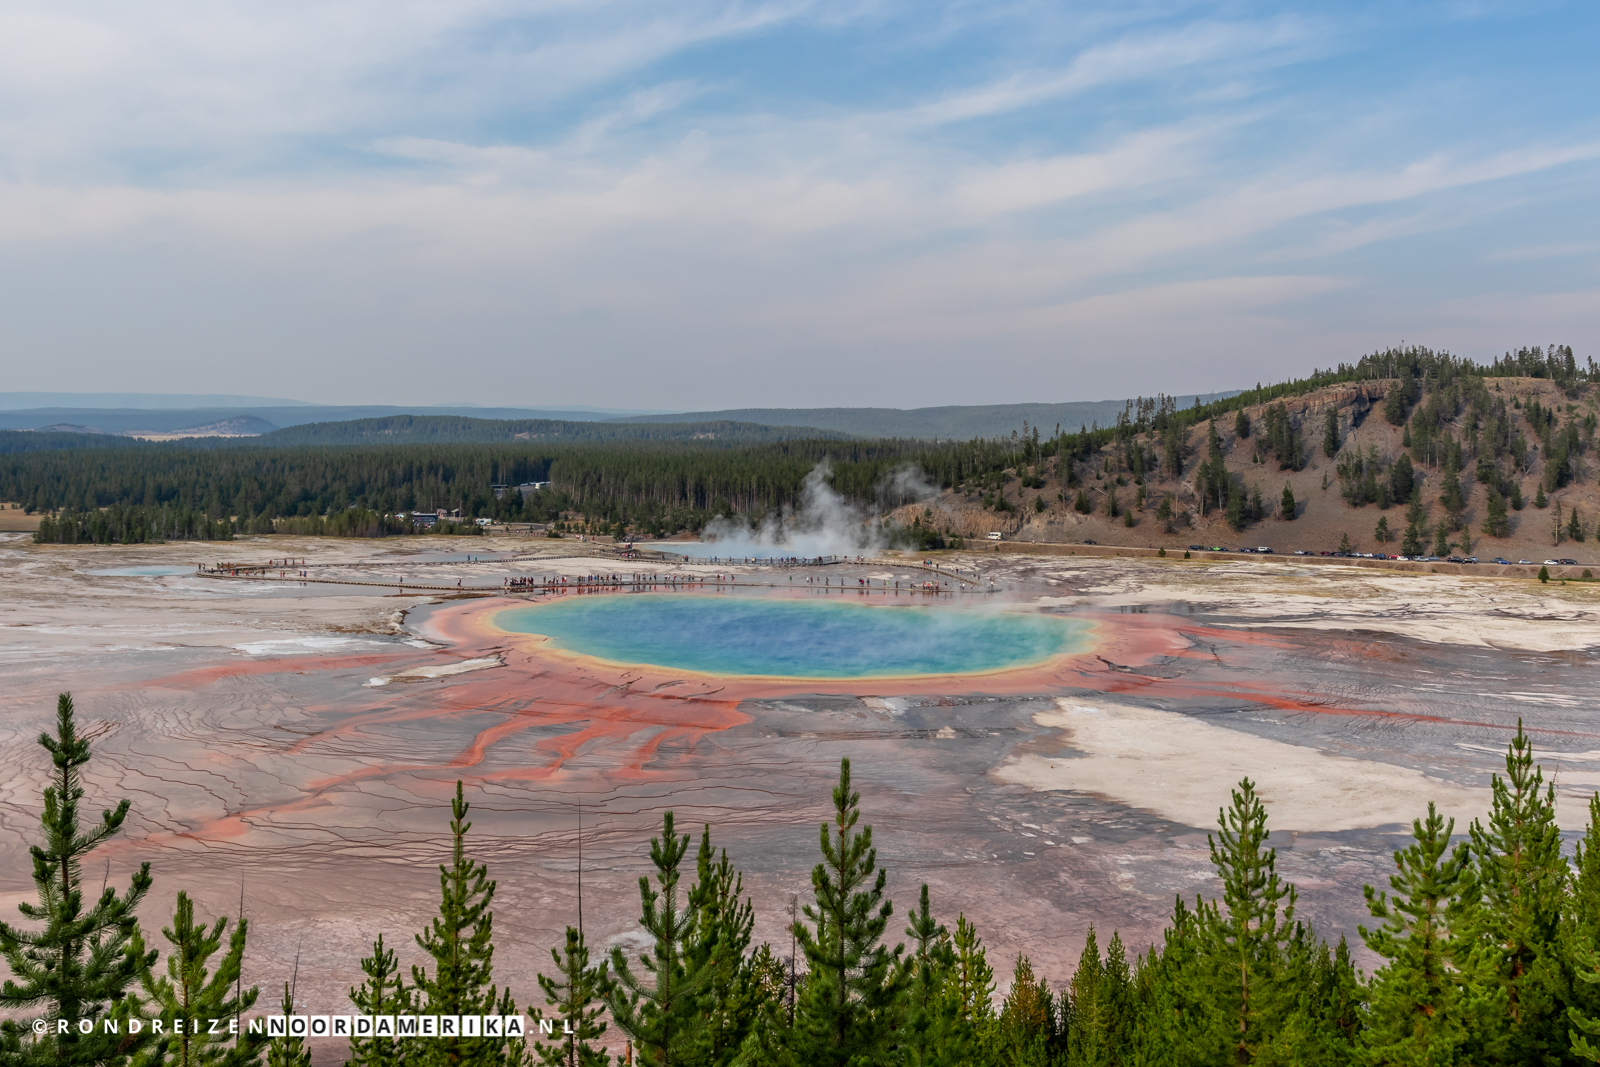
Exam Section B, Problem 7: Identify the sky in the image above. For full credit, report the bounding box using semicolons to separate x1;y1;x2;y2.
0;0;1596;410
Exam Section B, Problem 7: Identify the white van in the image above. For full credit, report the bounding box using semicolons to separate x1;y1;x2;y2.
986;532;1003;540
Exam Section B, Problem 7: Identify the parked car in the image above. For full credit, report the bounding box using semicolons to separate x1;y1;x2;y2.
1545;559;1562;566
1292;549;1310;555
1518;559;1534;565
1492;558;1512;565
1189;544;1205;551
1082;539;1098;545
1257;547;1274;554
1465;557;1479;564
1560;558;1579;566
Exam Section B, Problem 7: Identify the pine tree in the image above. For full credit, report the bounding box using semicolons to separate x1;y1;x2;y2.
900;886;966;1067
1572;507;1586;542
1322;409;1339;458
607;812;710;1067
1389;454;1415;501
1433;522;1452;557
1235;410;1251;440
949;915;994;1026
1127;897;1230;1064
683;827;758;1067
1535;484;1549;509
1207;778;1297;1064
412;781;515;1067
348;935;410;1067
1374;516;1391;543
533;929;611;1067
264;985;310;1067
1466;722;1568;1063
995;956;1053;1065
1484;488;1510;538
1067;927;1112;1067
1564;795;1600;1064
1359;803;1498;1064
791;759;910;1067
1099;932;1133;1061
1280;484;1295;521
0;693;157;1067
138;892;263;1067
1401;490;1427;556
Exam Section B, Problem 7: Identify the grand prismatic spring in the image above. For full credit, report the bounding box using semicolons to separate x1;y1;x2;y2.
4;535;1600;1013
492;595;1092;678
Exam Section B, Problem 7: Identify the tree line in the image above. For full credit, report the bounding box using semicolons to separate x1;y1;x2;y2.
9;342;1594;545
9;693;1600;1065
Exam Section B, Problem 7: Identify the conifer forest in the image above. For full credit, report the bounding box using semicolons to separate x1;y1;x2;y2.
8;692;1600;1066
6;343;1596;548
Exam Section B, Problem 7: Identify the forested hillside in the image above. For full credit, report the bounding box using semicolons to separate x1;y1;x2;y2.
9;343;1598;549
933;343;1600;559
257;414;849;445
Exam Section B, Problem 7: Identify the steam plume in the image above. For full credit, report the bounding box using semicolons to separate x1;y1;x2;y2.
698;463;936;558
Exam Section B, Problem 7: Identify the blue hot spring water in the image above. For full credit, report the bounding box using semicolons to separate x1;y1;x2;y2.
495;595;1089;678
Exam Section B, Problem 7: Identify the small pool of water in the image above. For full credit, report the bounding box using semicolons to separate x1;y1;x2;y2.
494;595;1089;678
87;566;191;577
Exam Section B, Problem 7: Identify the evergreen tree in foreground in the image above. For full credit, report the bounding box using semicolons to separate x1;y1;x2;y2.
1564;795;1600;1063
348;934;410;1067
607;812;711;1067
263;985;309;1067
1359;803;1497;1064
900;886;967;1067
1067;926;1132;1067
533;928;611;1067
949;913;994;1029
412;781;517;1067
791;759;910;1067
136;891;263;1067
0;693;157;1067
995;955;1055;1066
1466;721;1567;1063
684;829;761;1067
1207;778;1297;1063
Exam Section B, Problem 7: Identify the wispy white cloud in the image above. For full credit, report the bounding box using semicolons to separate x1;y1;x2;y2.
905;15;1320;126
0;0;1594;404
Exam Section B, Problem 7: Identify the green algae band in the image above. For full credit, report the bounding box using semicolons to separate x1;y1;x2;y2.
496;596;1088;678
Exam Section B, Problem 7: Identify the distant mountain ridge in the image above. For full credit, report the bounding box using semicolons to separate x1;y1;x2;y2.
612;395;1242;440
259;415;850;445
0;395;1246;442
0;405;649;435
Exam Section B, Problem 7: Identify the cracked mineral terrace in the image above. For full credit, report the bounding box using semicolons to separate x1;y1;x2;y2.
3;531;1599;1019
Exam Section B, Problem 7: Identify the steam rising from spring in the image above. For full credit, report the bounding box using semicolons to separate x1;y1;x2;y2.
697;463;938;558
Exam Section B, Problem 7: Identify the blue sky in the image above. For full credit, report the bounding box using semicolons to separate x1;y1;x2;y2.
0;0;1595;408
